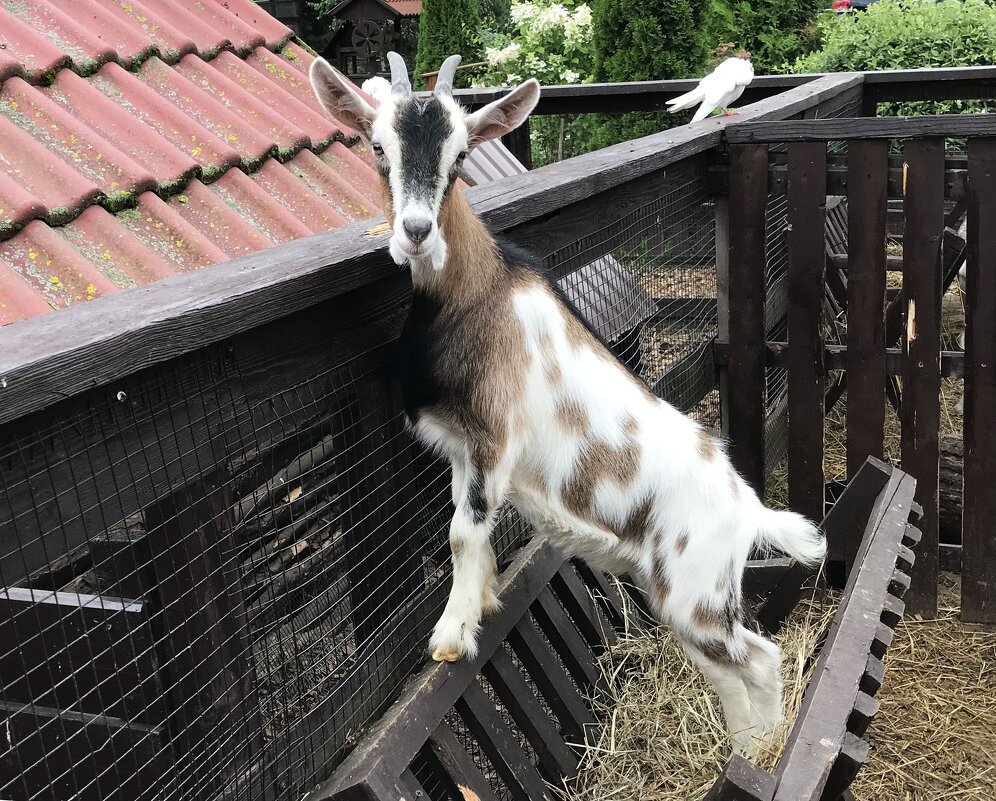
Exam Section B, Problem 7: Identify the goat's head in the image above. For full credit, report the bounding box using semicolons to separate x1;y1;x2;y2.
310;53;540;271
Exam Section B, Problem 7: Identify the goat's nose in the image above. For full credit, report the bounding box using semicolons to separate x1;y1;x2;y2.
403;218;432;245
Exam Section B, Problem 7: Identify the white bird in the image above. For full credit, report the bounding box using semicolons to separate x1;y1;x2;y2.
666;51;754;124
361;75;392;104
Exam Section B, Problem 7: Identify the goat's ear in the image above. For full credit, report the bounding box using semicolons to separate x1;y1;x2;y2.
310;57;376;139
464;78;540;148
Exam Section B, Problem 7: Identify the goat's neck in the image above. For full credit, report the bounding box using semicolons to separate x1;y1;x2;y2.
412;189;503;304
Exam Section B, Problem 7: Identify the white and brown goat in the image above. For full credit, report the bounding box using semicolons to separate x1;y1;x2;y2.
309;53;826;755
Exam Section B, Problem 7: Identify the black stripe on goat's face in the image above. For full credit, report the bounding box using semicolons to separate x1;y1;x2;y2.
371;94;468;267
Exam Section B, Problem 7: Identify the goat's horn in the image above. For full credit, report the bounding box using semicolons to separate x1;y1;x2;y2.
387;51;412;96
433;54;462;97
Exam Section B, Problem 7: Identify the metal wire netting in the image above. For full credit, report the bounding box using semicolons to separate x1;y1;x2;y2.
0;167;721;801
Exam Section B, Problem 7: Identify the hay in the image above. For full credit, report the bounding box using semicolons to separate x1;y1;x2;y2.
557;583;840;801
559;573;996;801
852;572;996;801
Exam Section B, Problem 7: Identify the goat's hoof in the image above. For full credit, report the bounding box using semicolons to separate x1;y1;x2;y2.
431;647;463;663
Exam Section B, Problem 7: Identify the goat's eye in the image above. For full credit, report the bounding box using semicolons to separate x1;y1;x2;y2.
456;150;468;164
371;143;384;156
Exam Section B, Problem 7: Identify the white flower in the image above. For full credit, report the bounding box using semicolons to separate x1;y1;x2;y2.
562;69;580;83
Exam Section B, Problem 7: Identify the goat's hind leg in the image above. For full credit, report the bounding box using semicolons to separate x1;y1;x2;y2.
430;467;503;663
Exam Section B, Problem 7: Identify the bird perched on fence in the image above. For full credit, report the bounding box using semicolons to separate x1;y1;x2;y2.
666;51;754;123
361;75;392;104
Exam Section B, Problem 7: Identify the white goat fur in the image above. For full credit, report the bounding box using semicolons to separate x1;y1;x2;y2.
310;54;826;755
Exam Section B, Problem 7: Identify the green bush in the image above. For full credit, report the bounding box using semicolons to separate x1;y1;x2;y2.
794;0;996;114
414;0;484;89
589;0;709;148
476;1;598;166
703;0;824;74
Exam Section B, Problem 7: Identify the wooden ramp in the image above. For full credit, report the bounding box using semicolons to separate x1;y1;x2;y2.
310;457;921;801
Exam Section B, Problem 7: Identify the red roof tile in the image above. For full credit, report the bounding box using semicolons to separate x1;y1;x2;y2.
0;0;384;326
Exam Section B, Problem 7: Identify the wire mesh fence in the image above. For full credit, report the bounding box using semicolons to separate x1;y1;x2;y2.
0;154;723;801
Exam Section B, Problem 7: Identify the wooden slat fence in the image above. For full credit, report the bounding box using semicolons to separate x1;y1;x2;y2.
724;112;996;622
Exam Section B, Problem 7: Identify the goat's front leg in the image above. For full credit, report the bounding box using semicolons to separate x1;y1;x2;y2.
430;470;501;662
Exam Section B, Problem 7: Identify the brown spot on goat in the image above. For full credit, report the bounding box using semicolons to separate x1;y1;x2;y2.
622;414;639;436
617;495;654;542
701;640;738;664
555;398;589;435
650;555;671;612
697;429;717;461
675;534;688;555
693;603;729;631
538;332;562;388
562;430;642;516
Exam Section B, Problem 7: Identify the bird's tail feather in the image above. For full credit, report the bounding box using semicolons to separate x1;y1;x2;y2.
666;89;704;113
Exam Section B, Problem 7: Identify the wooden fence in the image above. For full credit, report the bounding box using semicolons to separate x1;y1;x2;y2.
0;67;993;801
721;113;996;620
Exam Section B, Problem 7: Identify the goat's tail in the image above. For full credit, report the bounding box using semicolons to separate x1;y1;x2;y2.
751;506;826;567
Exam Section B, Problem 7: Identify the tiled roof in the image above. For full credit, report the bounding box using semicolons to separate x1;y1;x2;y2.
0;0;384;326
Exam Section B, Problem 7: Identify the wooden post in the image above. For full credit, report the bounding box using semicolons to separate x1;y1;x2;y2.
145;470;262;794
900;138;944;618
787;142;828;524
846;141;889;486
501;118;532;170
727;144;769;495
961;138;996;623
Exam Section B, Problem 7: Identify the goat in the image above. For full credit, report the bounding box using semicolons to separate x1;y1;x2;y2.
309;52;826;755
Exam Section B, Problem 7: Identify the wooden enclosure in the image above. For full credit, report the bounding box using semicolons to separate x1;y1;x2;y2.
0;67;993;801
315;457;920;801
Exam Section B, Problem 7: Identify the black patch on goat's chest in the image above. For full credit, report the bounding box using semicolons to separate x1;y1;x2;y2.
396;98;453;204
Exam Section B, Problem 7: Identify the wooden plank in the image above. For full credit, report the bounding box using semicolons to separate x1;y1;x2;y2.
0;589;160;724
819;733;870;801
453;74;815;115
773;469;915;801
426;722;501;801
456;681;549;801
310;538;564;800
787;142;828;523
508;618;595;745
900;138;944;618
702;755;775;801
551;565;616;650
571;561;627;634
757;457;890;632
531;588;604;693
846;141;889;479
482;648;579;780
0;700;171;801
715;341;966;378
961;137;996;624
725;113;996;144
144;471;262;794
0;74;863;427
727;143;770;494
743;558;793;603
846;692;880;738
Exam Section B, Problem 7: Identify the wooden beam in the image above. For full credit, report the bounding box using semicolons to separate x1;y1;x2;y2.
787;142;828;523
726;143;770;495
961;138;996;623
846;141;889;479
725;113;996;144
900;138;944;618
